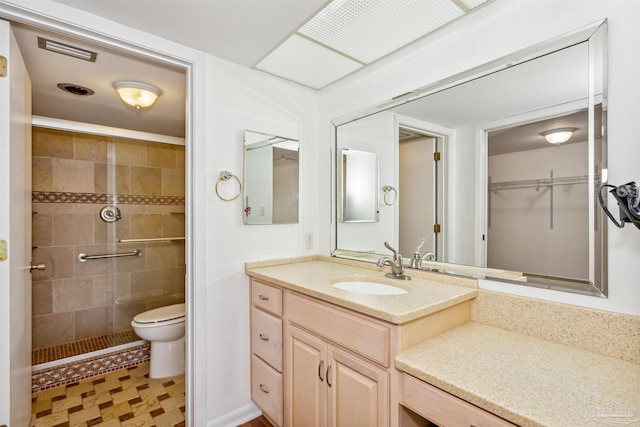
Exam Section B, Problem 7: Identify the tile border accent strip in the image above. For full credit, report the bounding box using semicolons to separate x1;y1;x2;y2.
32;191;185;205
32;344;150;393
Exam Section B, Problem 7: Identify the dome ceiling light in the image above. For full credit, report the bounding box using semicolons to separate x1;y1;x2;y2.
112;80;162;109
542;128;576;145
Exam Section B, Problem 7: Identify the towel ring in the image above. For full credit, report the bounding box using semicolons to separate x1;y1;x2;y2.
382;185;397;206
215;171;242;201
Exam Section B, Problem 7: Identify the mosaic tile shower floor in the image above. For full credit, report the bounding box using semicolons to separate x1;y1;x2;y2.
32;331;141;366
30;362;185;427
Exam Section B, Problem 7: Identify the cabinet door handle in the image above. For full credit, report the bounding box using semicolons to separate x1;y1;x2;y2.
259;384;270;394
258;294;269;301
326;363;332;387
318;359;324;382
259;333;269;341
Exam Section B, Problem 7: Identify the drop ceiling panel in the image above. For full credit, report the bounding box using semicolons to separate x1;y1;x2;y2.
255;34;363;89
459;0;490;9
298;0;465;64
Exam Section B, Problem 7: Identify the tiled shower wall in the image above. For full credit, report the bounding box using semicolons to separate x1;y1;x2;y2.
31;127;185;350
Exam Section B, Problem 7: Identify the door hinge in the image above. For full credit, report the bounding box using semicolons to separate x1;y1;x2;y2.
433;151;441;162
434;224;441;234
0;56;6;78
0;240;7;262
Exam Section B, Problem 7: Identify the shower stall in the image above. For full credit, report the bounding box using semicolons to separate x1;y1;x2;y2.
30;125;185;373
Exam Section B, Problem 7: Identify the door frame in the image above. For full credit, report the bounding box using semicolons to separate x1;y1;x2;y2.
0;2;203;425
394;113;453;262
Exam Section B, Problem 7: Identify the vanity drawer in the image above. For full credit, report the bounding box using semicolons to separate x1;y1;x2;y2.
252;354;283;427
402;374;516;427
286;292;390;367
252;279;283;316
251;307;283;372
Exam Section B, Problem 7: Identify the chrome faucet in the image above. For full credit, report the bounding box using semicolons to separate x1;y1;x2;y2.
377;242;411;280
408;238;435;269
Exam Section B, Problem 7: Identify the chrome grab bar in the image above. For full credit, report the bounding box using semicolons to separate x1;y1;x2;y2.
77;249;142;263
117;237;185;243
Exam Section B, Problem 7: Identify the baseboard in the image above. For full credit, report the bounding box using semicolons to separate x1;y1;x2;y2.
207;402;262;427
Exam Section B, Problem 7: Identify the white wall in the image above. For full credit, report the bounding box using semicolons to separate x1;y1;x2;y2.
245;146;274;225
0;1;319;426
204;54;318;425
3;2;639;427
336;112;395;254
319;0;640;315
487;141;589;278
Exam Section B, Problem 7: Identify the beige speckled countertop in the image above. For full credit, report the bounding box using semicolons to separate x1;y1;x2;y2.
396;322;640;427
245;257;477;324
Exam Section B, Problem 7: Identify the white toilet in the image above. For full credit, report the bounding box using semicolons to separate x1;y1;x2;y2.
131;303;185;378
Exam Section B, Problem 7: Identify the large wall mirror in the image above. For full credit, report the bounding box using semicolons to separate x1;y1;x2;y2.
243;130;299;225
331;20;608;297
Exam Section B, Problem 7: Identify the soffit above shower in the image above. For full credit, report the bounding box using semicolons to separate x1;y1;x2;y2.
254;0;492;89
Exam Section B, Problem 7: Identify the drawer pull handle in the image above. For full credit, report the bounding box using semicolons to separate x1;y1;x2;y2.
318;359;324;382
259;333;269;341
259;384;270;394
326;363;332;387
258;294;269;301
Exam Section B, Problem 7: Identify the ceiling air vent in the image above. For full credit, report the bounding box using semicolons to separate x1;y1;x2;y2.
38;36;98;62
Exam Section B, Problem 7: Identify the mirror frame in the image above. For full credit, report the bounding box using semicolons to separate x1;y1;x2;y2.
330;19;608;297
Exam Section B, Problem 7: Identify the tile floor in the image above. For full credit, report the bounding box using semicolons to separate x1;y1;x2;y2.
32;330;140;365
30;362;185;427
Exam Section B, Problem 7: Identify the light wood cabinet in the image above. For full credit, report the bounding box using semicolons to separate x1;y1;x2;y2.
249;276;476;427
401;374;517;427
286;325;326;427
285;323;389;427
250;280;284;426
285;292;390;427
328;345;389;427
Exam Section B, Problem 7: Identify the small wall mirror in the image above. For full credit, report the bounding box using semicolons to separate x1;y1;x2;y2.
339;149;379;223
243;130;299;225
331;20;608;297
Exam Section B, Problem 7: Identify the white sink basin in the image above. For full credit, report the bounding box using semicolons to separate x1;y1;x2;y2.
332;281;408;295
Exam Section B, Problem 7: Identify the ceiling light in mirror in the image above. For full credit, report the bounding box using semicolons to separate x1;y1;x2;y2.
542;128;576;144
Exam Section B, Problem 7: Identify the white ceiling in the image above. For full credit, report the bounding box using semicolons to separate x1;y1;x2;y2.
10;0;331;138
50;0;328;68
8;0;489;139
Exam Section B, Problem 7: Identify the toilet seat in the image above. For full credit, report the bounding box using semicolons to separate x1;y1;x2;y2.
132;303;185;328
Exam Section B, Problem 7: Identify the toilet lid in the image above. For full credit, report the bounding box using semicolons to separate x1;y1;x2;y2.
133;303;185;324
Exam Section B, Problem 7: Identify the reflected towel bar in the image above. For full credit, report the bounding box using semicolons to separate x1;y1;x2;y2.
116;237;185;243
77;249;142;263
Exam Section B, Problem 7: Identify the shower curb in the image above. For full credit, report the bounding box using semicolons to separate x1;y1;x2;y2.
31;343;150;393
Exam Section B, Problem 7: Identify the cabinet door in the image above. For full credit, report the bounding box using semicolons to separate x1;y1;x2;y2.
328;346;389;427
286;325;327;427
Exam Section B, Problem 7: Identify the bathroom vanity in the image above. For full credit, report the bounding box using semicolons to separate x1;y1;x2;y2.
246;256;640;427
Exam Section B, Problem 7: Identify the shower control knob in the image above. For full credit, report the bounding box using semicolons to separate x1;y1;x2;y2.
29;262;46;272
100;205;122;223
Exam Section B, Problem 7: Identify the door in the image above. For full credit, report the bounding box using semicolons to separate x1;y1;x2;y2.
328;346;389;427
286;325;326;427
0;19;33;427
